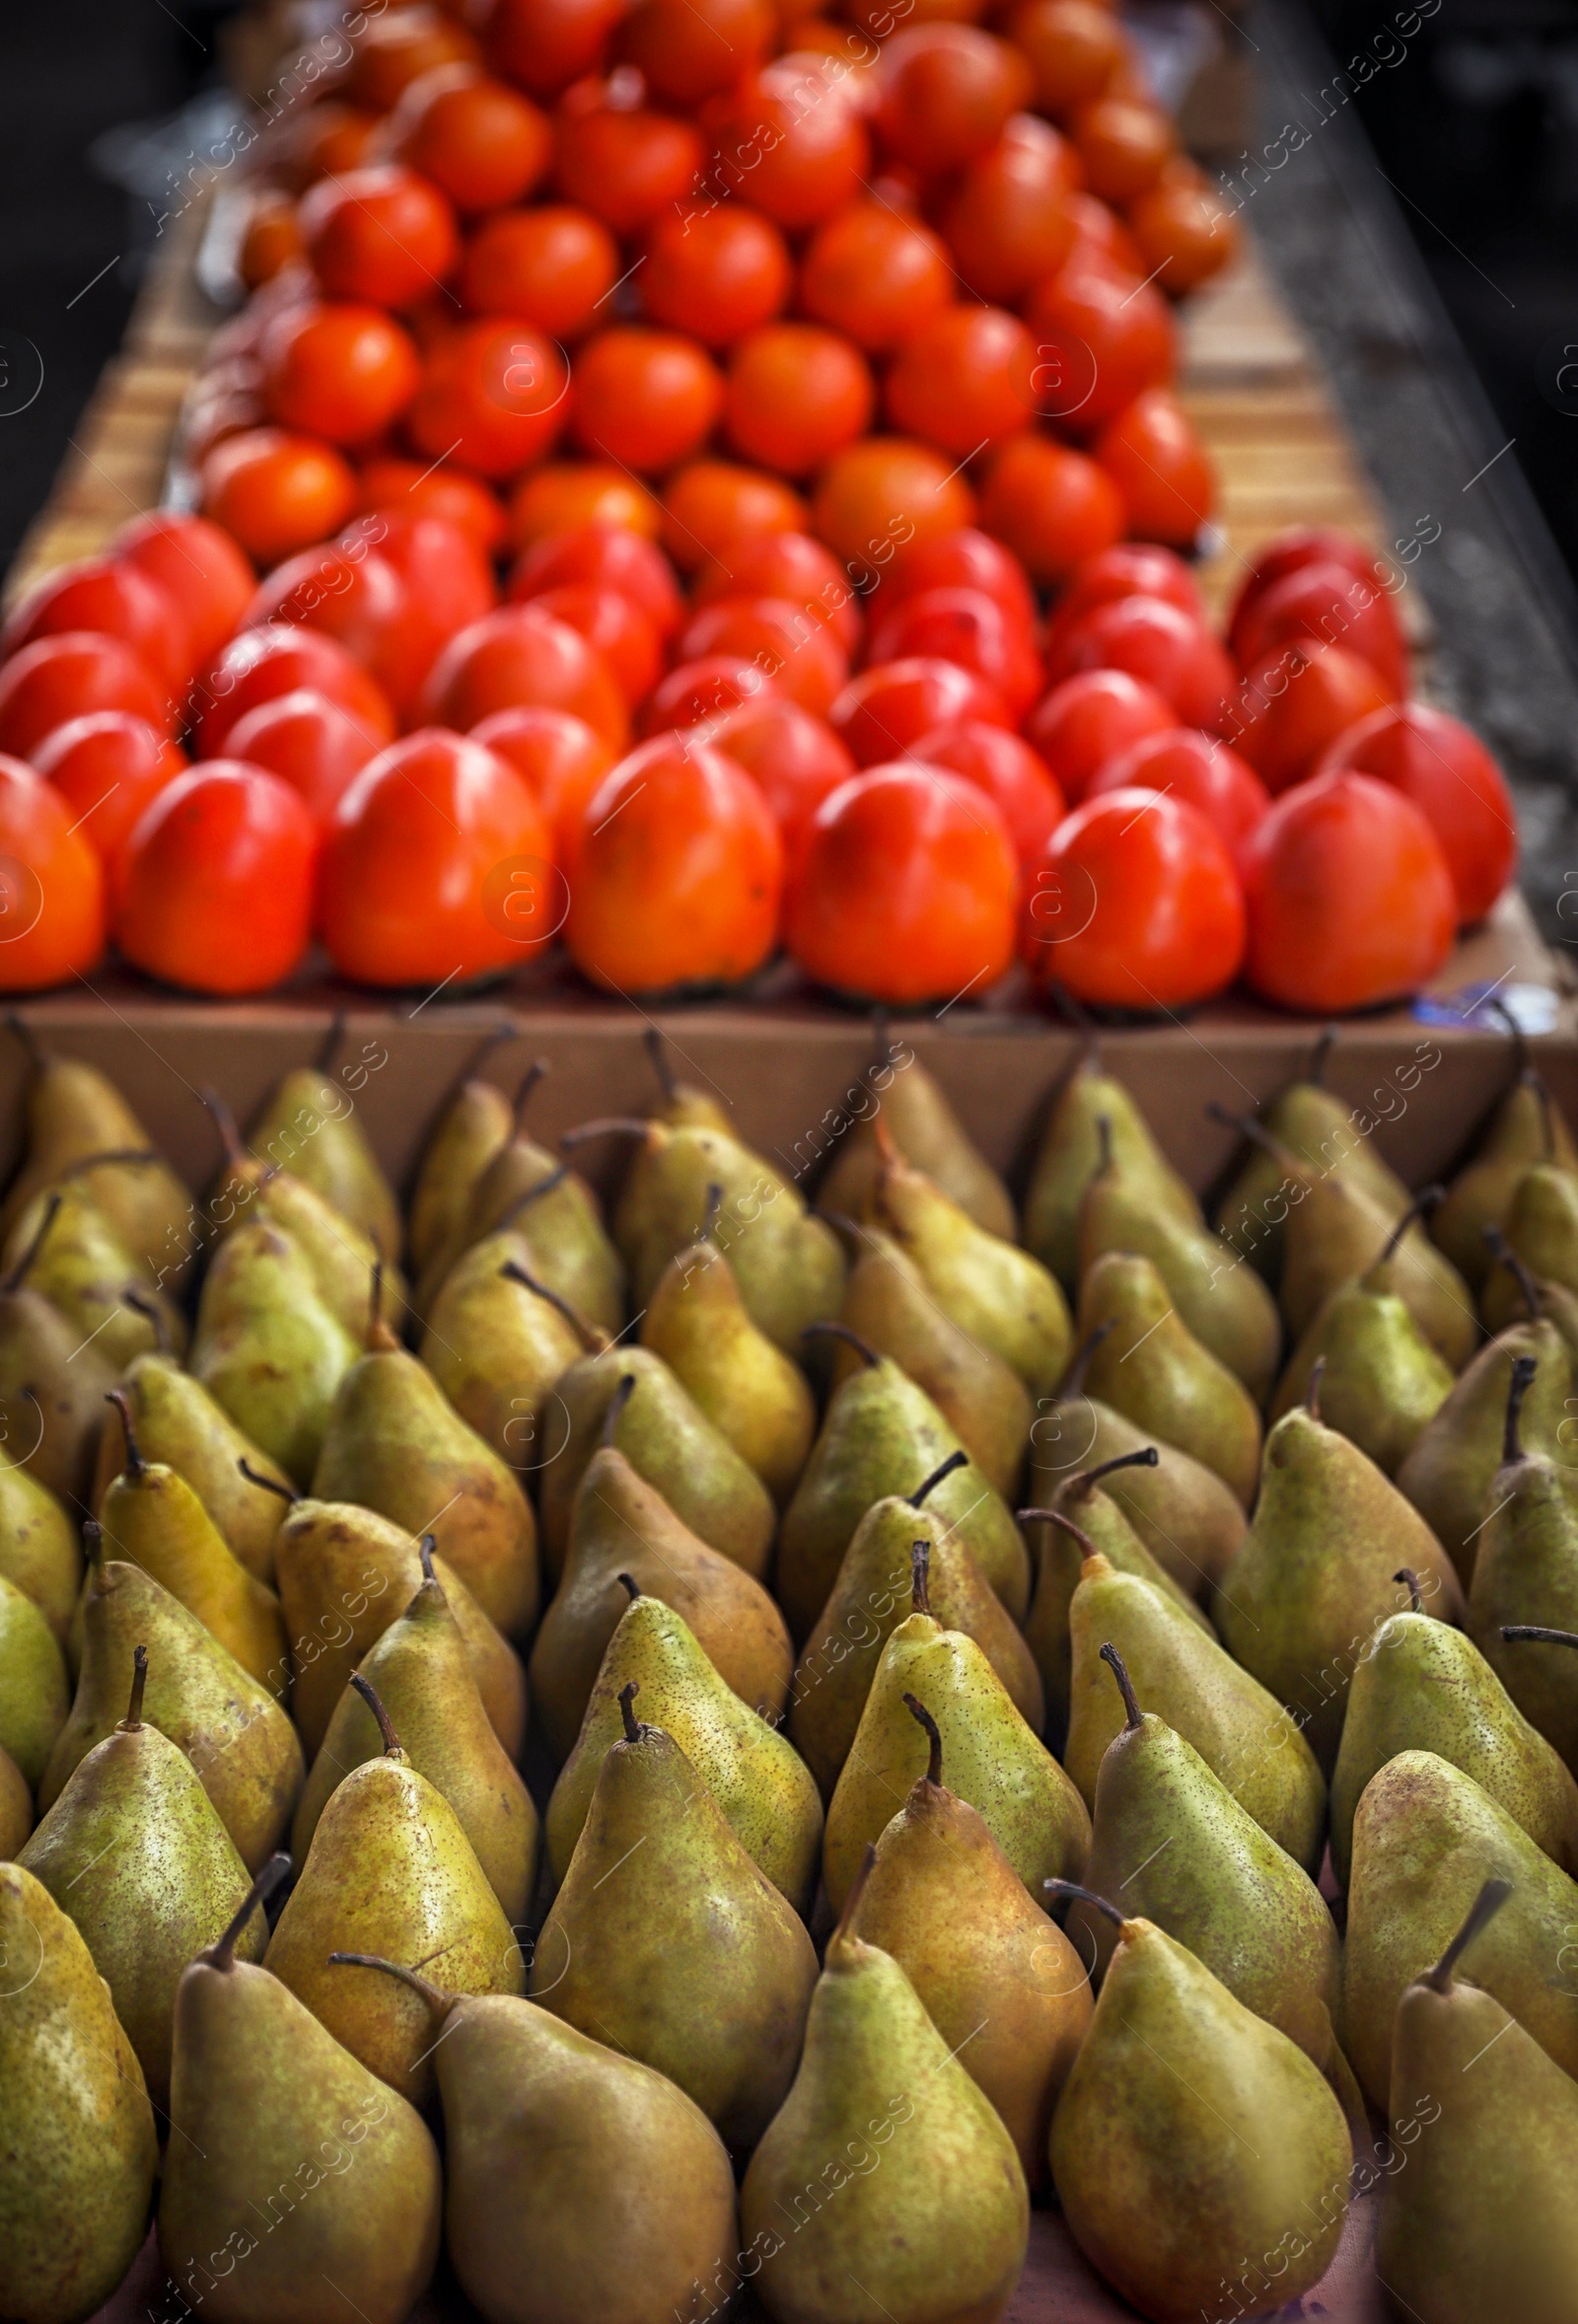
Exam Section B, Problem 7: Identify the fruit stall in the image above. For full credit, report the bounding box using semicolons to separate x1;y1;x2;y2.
2;5;1577;2324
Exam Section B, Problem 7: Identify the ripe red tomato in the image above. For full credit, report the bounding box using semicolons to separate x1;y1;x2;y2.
678;596;847;717
421;604;628;745
572;327;724;475
258;302;421;447
866;588;1042;721
113;763;317;993
1024;787;1245;1009
725;325;875;478
565;733;783;990
639;657;781;734
389;67;553;213
1022;667;1177;803
1095;389;1215;547
112;513;254;671
510;524;683;640
198;428;360;568
704;59;871;228
30;713;186;869
1232;557;1407;697
459;203;619;338
530;583;664;706
1047;542;1204;644
300;166;460;310
660;462;809;575
1232;640;1395;793
487;0;626;97
798;201;954;356
974;434;1123;586
469;704;615;867
243;543;421;719
884;527;1038;643
692;531;862;655
1315;702;1516;927
787;763;1018;1004
812;439;976;577
405;320;569;477
367;510;499;673
707;697;856;868
1008;0;1124;118
874;27;1032;173
618;0;773;106
346;6;479;109
1226;528;1390;662
553;79;706;236
194;625;396;760
4;560;188;695
1241;770;1457;1013
1071;97;1172;205
221;689;384;830
911;719;1064;873
1022;263;1176;432
0;633;170;761
1044;594;1235;732
831;657;1011;766
886;306;1038;458
640;203;791;348
940;114;1079;304
508;464;663;548
0;755;106;989
1083;726;1268;874
320;729;557;985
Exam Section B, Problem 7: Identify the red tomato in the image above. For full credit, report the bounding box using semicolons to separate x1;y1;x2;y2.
0;755;106;989
4;560;188;695
112;512;254;671
1226;527;1389;662
30;713;186;870
660;462;809;575
1024;787;1245;1009
692;532;862;656
639;657;781;734
940;114;1079;304
1022;263;1176;432
911;719;1063;873
1083;726;1268;875
866;588;1042;720
704;59;871;228
420;604;628;745
0;633;170;761
221;689;385;829
974;434;1123;586
812;438;977;578
831;657;1011;767
707;696;856;868
1315;702;1516;927
530;583;664;706
874;27;1032;174
798;199;955;356
487;0;627;97
405;321;569;478
565;733;783;990
198;428;360;569
787;763;1018;1004
885;306;1039;458
572;327;724;476
243;543;421;719
320;729;556;985
366;510;499;676
459;203;620;338
1232;640;1395;794
884;527;1038;643
1044;594;1235;732
300;166;460;310
113;763;317;994
469;703;615;867
1232;557;1407;697
194;625;396;760
358;458;508;557
725;324;875;478
640;203;791;348
1096;387;1215;546
553;79;706;236
258;302;422;447
1241;770;1457;1013
389;67;553;214
618;0;773;108
1047;542;1204;646
507;463;663;548
1022;667;1176;803
510;524;683;640
678;596;847;717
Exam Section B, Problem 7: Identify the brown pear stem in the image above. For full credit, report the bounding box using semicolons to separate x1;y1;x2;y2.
1426;1878;1512;1993
449;1021;515;1105
1094;1114;1113;1178
1207;1103;1299;1174
602;1372;638;1449
199;1086;249;1169
1483;1226;1542;1323
514;1057;548;1122
1305;1355;1326;1419
366;1259;399;1352
1309;1026;1336;1088
1054;1319;1114;1403
1044;1878;1125;1930
121;1287;171;1354
700;1182;723;1244
1504;1354;1538;1464
617;1571;641;1602
82;1518;103;1569
643;1025;679;1102
1395;1568;1423;1613
910;1538;931;1616
327;1952;453;2017
2;1190;62;1294
208;1853;291;1970
6;1009;45;1072
1378;1186;1444;1269
57;1148;160;1182
1019;1507;1096;1560
1067;1445;1160;1502
315;1012;346;1074
560;1118;652;1150
350;1671;403;1758
832;1845;877;1945
238;1458;297;1503
1101;1641;1142;1731
870;1005;898;1073
910;1449;967;1507
801;1320;879;1367
122;1644;148;1730
499;1165;572;1226
1502;1625;1578;1650
106;1388;143;1480
903;1693;943;1785
499;1260;602;1352
415;1535;437;1587
619;1680;641;1742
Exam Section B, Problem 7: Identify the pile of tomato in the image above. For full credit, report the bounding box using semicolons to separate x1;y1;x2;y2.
0;1;1518;1011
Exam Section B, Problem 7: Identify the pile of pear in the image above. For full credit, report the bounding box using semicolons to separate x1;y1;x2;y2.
4;1013;1578;2324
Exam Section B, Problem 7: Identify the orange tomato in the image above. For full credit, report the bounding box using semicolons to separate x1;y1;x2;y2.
113;512;254;670
421;603;628;744
1231;556;1406;697
1022;262;1176;430
703;59;871;228
874;26;1032;173
30;713;186;870
469;703;615;865
798;201;955;355
113;763;317;995
640;205;791;349
530;583;663;705
787;763;1017;1003
346;6;479;110
358;457;508;555
618;0;774;107
511;524;683;638
660;463;809;573
459;205;619;337
1128;175;1241;294
1045;594;1235;731
258;302;421;446
911;718;1063;872
222;688;384;829
693;529;862;653
194;624;396;759
708;696;856;866
390;67;552;212
678;595;848;716
405;320;569;476
886;306;1037;457
1241;771;1456;1013
300;167;460;310
867;586;1042;719
486;0;627;97
507;462;663;546
284;102;382;189
1022;666;1176;802
199;428;360;568
1082;725;1268;874
239;188;304;289
0;755;106;989
812;438;976;577
974;433;1122;585
3;558;189;695
565;732;783;992
553;78;706;236
572;327;724;475
1007;0;1124;117
1314;701;1516;928
831;655;1010;764
1071;98;1173;204
639;656;781;733
725;325;875;477
1096;387;1215;546
1024;787;1244;1009
1232;640;1395;793
0;634;170;762
941;114;1078;302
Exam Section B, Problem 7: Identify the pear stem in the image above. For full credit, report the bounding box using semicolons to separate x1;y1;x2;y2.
1309;1026;1336;1088
238;1458;297;1503
832;1845;877;1947
1044;1878;1125;1930
560;1118;652;1150
903;1693;943;1785
619;1680;641;1742
122;1644;148;1729
199;1086;248;1170
1066;1445;1160;1502
602;1372;638;1449
419;1535;441;1590
1426;1878;1512;1993
6;1008;45;1072
910;1449;967;1508
1054;1319;1114;1403
700;1182;724;1244
1207;1103;1300;1175
1502;1625;1578;1651
1483;1226;1542;1322
1100;1642;1142;1731
910;1538;931;1617
1378;1186;1444;1269
327;1951;453;2017
870;1005;898;1074
1396;1568;1423;1613
644;1025;679;1102
515;1057;548;1122
1019;1507;1096;1560
1306;1356;1326;1419
366;1258;398;1352
617;1571;641;1602
801;1320;879;1368
121;1287;171;1354
107;1388;143;1480
1504;1354;1538;1464
208;1853;290;1970
83;1518;103;1569
1094;1114;1112;1178
2;1190;61;1294
500;1260;602;1353
500;1164;572;1222
350;1672;403;1758
315;1012;346;1075
448;1021;515;1105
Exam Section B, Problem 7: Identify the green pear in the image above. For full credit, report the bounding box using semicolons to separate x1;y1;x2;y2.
406;1027;516;1278
1434;1050;1578;1288
1215;1385;1465;1770
190;1219;359;1486
0;1194;120;1503
0;1566;68;1787
1468;1352;1578;1773
3;1179;184;1369
532;1687;819;2150
245;1039;401;1256
0;1458;80;1639
20;1646;266;2106
741;1852;1029;2324
0;1739;30;1854
1397;1317;1577;1583
1480;1158;1578;1333
819;1024;1017;1238
418;1239;590;1477
641;1024;737;1136
1078;1251;1262;1507
548;1581;822;1909
0;1861;158;2324
1025;1043;1202;1289
1212;1033;1411;1281
94;1351;293;1584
